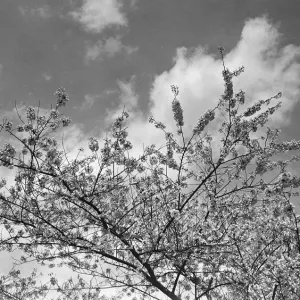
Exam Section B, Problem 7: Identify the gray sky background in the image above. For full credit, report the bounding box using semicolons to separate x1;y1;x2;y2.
1;0;300;299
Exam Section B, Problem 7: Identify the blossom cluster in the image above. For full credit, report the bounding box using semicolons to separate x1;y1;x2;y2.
243;100;266;117
88;137;99;152
37;116;46;126
172;98;184;127
222;69;234;101
55;87;69;107
170;84;179;97
270;140;300;152
235;90;245;105
26;106;36;121
38;137;58;151
50;109;59;119
1;143;16;158
61;116;71;127
124;157;138;173
0;143;16;167
17;125;24;132
193;109;215;135
4;121;13;131
149;155;158;166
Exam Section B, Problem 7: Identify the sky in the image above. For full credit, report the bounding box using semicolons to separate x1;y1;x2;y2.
1;0;300;299
0;0;300;150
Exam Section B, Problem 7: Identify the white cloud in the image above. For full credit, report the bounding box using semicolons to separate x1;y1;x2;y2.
129;0;139;7
117;77;139;108
105;76;140;124
100;15;300;175
0;64;3;90
71;0;127;33
42;73;52;81
18;5;52;18
3;15;299;186
78;94;100;111
85;36;137;62
147;15;300;135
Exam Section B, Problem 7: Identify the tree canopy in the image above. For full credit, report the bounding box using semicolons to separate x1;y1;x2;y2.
1;48;300;300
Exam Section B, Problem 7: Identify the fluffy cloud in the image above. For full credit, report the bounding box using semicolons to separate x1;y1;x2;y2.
71;0;127;33
85;36;137;62
77;94;100;111
104;76;140;124
18;5;52;18
101;15;300;177
0;64;3;90
5;15;300;186
149;16;300;134
42;73;52;81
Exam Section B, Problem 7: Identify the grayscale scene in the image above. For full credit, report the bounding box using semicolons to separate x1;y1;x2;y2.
1;0;300;299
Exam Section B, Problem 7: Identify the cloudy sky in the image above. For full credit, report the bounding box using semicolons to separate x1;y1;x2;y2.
1;0;300;298
0;0;299;147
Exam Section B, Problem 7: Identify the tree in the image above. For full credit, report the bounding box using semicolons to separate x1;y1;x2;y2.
1;48;300;300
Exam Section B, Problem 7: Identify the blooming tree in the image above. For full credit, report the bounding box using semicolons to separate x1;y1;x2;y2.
1;48;300;300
